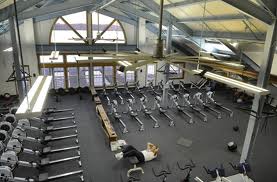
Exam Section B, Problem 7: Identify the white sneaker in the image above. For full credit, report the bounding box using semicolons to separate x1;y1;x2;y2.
115;152;123;160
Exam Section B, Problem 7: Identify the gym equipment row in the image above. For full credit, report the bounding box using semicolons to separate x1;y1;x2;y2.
125;160;252;182
0;106;84;182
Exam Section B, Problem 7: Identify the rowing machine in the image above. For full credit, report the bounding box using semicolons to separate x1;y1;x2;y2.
103;84;111;105
139;97;159;128
1;150;81;169
229;162;252;182
111;100;128;134
0;121;14;133
12;127;79;145
154;96;174;126
148;81;161;96
38;113;75;124
126;99;144;131
44;108;74;115
179;81;190;93
206;91;233;117
2;113;17;125
124;82;135;103
7;138;80;156
183;94;207;122
114;82;124;104
0;166;84;182
194;92;222;119
0;129;9;142
170;95;193;124
18;119;77;134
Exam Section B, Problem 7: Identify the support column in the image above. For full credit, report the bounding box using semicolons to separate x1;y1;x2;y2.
86;11;93;87
137;17;146;49
240;19;277;163
9;16;24;101
162;23;172;107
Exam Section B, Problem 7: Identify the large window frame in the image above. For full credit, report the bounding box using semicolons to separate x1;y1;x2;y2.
49;11;127;45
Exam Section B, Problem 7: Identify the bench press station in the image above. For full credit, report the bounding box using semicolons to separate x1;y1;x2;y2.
125;99;144;131
194;92;222;119
154;96;174;126
111;100;128;134
183;94;207;122
169;94;193;124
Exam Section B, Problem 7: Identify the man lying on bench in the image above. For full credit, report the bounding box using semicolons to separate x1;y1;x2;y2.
115;143;159;163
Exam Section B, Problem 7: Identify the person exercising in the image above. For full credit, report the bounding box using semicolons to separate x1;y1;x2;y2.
115;143;159;163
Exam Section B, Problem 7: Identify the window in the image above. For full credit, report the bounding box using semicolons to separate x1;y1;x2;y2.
40;55;63;63
53;68;65;88
67;67;78;88
67;55;88;63
94;66;103;87
40;68;54;88
104;66;113;86
51;11;126;44
146;64;155;84
169;64;184;79
116;66;125;85
126;71;135;83
79;67;90;87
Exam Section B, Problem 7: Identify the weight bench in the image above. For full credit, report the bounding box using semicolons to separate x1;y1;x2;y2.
127;157;144;177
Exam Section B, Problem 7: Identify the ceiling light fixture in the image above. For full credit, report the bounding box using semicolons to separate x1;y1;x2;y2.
3;47;13;52
193;69;269;95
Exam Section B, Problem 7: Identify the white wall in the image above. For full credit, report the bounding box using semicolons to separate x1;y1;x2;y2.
245;51;277;76
0;19;39;95
0;31;16;95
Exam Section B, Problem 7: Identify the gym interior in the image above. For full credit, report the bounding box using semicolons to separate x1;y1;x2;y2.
0;0;277;182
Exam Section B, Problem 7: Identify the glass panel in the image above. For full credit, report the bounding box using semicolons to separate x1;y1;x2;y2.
126;71;135;83
66;55;88;63
62;11;87;39
53;67;65;88
104;66;113;86
97;21;125;44
79;67;90;87
93;66;103;87
40;55;63;63
116;66;125;86
40;68;54;88
92;12;114;39
51;18;84;43
146;64;155;84
169;64;183;79
67;67;78;88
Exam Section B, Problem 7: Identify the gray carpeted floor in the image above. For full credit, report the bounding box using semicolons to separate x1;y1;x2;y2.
14;88;277;182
